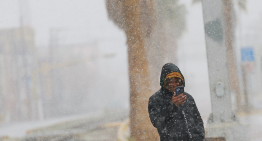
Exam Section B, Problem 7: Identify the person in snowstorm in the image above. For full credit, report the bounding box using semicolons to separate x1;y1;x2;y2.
148;63;205;141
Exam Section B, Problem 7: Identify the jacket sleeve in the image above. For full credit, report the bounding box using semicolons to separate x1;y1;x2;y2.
192;98;205;139
148;97;167;135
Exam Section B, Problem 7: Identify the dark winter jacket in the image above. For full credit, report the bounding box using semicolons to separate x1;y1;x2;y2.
148;63;205;141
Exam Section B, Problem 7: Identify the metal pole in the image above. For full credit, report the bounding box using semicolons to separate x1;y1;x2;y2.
241;64;250;113
19;0;33;120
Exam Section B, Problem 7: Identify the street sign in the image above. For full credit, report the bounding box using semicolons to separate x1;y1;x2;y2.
241;47;255;62
243;62;254;72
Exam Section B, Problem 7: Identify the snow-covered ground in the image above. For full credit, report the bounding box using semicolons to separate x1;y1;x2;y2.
0;111;103;138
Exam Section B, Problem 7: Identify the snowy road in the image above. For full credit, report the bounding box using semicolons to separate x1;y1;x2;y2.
0;110;128;141
20;110;128;141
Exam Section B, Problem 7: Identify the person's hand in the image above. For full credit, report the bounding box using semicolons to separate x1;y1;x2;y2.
172;93;186;106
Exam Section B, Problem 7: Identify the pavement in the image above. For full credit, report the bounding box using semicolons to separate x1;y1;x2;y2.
0;111;104;138
76;124;119;141
0;110;128;141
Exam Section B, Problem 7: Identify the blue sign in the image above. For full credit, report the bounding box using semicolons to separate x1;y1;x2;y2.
241;47;255;62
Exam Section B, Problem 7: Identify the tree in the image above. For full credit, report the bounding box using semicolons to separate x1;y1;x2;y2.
222;0;247;113
147;0;187;92
155;0;186;63
107;0;189;139
107;0;159;140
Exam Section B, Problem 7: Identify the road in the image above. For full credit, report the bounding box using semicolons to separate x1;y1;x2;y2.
20;110;128;141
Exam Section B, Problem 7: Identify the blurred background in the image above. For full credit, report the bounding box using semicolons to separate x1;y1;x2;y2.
0;0;129;122
0;0;262;140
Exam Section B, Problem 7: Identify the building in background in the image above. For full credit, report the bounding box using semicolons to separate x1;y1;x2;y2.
37;42;99;118
0;27;37;122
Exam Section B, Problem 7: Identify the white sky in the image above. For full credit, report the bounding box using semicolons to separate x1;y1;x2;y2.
0;0;124;46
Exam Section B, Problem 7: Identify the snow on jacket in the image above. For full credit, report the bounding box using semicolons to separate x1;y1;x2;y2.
148;63;205;141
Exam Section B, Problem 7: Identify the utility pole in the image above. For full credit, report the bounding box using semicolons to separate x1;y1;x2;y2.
201;0;248;140
47;28;56;118
241;64;250;113
19;0;33;120
47;28;65;117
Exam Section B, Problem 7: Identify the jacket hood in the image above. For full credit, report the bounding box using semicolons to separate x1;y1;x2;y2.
160;63;185;87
